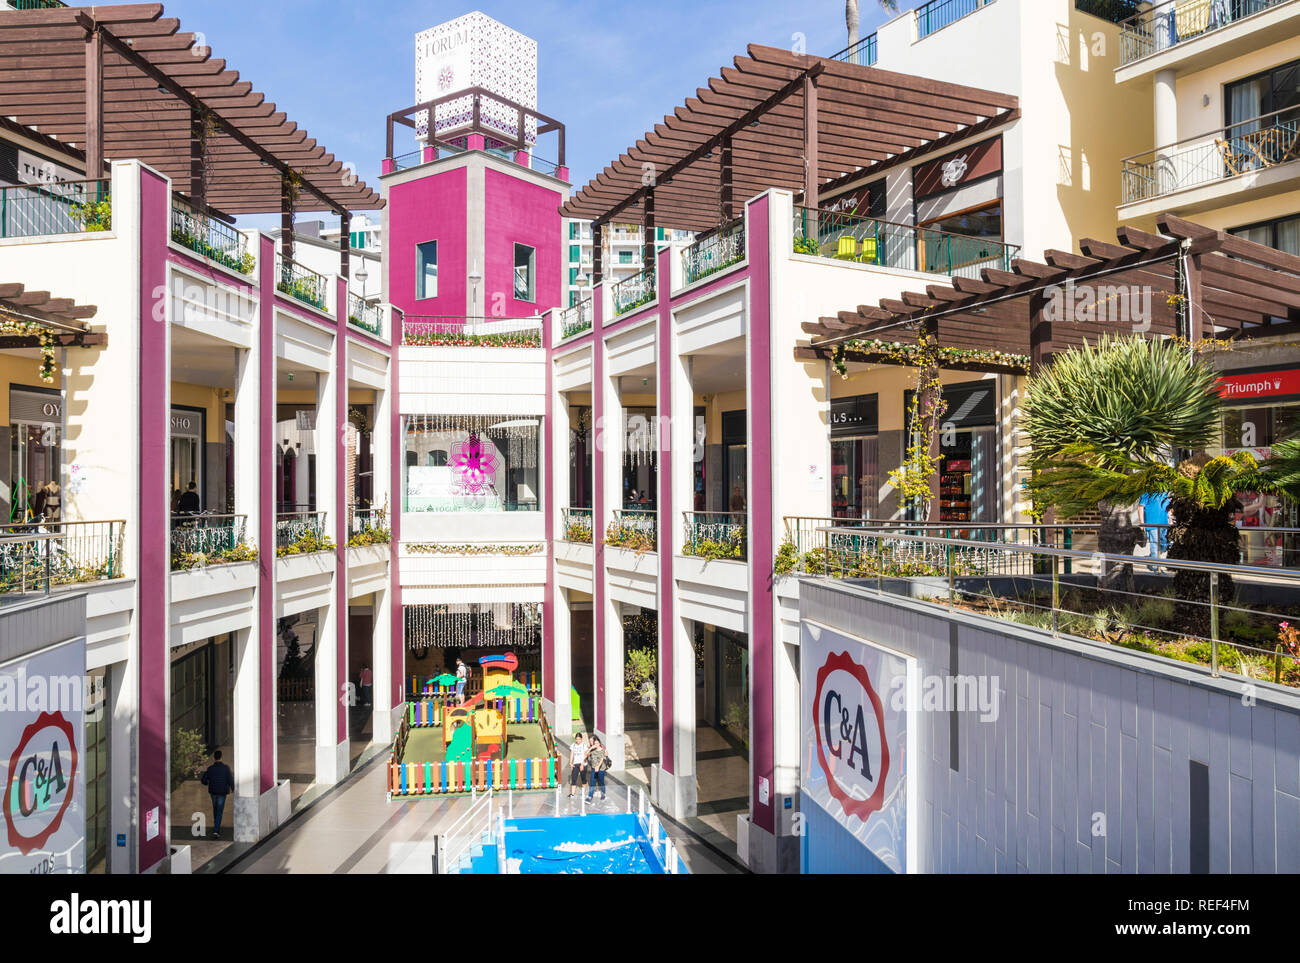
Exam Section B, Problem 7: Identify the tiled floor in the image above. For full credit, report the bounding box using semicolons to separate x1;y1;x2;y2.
223;749;744;875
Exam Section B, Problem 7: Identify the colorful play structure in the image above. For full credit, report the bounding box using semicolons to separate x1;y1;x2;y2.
389;652;563;799
410;664;542;700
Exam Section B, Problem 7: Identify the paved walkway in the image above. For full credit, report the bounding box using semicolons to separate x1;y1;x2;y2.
220;749;746;875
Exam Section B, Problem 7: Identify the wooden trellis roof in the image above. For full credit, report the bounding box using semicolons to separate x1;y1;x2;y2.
0;3;382;214
0;281;105;347
796;215;1300;373
560;43;1019;233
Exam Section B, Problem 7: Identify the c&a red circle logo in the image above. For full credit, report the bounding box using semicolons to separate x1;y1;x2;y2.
4;711;78;854
812;651;889;820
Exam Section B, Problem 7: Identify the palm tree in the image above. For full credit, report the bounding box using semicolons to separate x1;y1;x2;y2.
1023;335;1300;603
846;1;899;48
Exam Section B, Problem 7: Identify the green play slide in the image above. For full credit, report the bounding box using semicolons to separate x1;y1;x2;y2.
446;722;473;763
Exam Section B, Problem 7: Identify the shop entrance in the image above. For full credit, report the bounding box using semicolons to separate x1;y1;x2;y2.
8;386;62;523
168;635;235;871
694;622;751;845
276;611;318;809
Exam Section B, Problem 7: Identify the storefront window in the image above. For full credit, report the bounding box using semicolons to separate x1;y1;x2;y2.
8;386;62;523
831;393;879;520
905;380;998;524
722;410;746;513
569;405;592;509
716;628;749;755
84;668;108;873
1219;399;1300;564
404;414;540;512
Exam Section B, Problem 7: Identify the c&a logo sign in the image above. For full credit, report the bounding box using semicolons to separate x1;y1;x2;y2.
4;711;78;854
812;650;889;820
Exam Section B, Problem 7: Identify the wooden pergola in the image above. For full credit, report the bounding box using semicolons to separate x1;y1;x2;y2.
560;42;1018;276
0;281;104;348
795;214;1300;520
0;3;382;270
797;214;1300;374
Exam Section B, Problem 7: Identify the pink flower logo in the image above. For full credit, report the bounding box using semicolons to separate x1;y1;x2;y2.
449;432;498;496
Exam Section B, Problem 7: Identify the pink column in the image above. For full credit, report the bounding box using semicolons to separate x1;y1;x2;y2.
746;196;776;837
655;245;675;774
257;234;277;794
592;292;606;734
335;276;349;748
137;167;170;870
467;134;486;151
390;306;404;708
542;309;555;706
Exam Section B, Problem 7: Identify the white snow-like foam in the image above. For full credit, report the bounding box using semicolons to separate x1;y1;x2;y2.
505;858;523;874
554;837;638;854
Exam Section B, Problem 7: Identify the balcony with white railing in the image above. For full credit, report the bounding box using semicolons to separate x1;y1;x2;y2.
556;298;593;343
1120;107;1300;212
1116;0;1300;72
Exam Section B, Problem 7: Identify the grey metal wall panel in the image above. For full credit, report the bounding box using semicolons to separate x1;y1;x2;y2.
799;579;1300;874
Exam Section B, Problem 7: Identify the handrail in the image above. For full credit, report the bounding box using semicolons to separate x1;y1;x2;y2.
0;178;111;239
1117;0;1294;66
440;788;495;874
1121;105;1300;161
611;266;656;316
275;255;328;311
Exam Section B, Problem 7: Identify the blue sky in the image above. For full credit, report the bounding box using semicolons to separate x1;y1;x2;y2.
156;0;902;226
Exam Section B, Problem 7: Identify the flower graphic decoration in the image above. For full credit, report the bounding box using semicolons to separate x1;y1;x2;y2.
449;431;499;496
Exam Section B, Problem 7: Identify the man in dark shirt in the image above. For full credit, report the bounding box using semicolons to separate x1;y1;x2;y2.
199;750;234;839
177;481;201;515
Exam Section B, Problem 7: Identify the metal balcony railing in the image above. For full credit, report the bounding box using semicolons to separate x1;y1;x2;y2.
276;511;330;555
606;510;657;552
347;508;391;548
829;32;878;66
276;256;328;310
4;1;67;9
681;218;745;285
0;520;126;596
807;524;1300;692
558;298;593;341
682;511;747;562
562;507;593;544
170;513;252;569
171;200;253;275
612;267;656;316
1121;107;1300;204
792;206;1020;279
1117;0;1292;66
0;179;110;239
347;292;384;337
916;0;995;38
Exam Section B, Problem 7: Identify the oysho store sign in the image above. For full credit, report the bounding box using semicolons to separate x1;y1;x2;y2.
0;638;86;874
800;622;917;873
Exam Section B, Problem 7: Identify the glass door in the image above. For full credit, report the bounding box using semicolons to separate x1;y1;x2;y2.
9;422;60;523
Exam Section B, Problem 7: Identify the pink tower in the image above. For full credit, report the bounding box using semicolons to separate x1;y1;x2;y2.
380;13;570;327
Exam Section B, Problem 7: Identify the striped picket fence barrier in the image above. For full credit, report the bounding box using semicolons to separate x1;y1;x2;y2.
387;755;563;797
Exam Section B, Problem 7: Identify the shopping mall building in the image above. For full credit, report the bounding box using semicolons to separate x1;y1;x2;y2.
7;0;1300;875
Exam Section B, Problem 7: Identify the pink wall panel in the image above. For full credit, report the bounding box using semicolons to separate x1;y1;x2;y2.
388;167;468;318
483;168;562;317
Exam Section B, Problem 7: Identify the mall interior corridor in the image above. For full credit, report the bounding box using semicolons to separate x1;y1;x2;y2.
219;749;744;874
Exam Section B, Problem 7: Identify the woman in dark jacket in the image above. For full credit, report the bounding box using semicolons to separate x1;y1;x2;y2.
585;736;609;801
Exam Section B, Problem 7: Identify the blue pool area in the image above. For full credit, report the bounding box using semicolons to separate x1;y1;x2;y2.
453;812;689;874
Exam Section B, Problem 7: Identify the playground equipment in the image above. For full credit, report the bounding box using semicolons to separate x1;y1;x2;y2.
387;679;565;799
442;700;507;763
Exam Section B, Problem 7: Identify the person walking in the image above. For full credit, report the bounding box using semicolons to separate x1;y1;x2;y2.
586;735;609;802
199;750;235;839
455;658;468;703
569;732;589;798
359;664;373;707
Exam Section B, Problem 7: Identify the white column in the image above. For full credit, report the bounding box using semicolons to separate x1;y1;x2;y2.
314;364;344;783
1154;68;1179;195
107;659;136;874
602;597;625;770
598;352;625;768
370;379;395;743
551;587;573;736
231;343;267;838
549;389;573;733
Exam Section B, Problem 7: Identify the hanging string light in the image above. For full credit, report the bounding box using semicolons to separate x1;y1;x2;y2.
404;601;544;649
